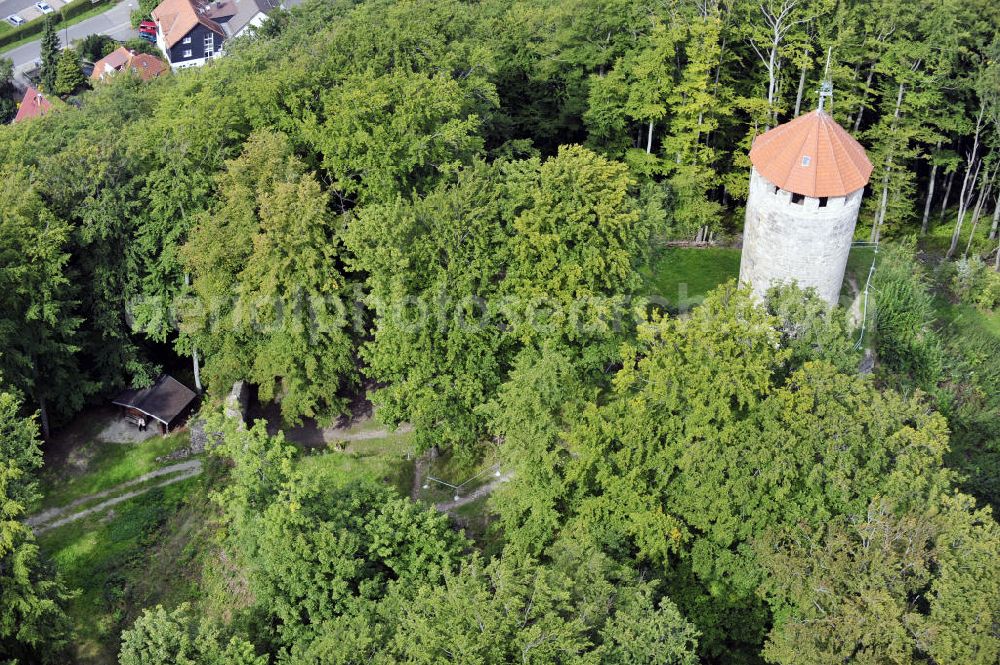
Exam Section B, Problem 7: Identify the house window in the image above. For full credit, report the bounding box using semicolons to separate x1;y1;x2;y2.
791;193;805;205
183;49;193;58
204;33;214;57
182;36;191;44
818;197;829;207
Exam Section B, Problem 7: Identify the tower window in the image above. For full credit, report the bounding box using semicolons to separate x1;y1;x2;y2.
791;193;805;205
818;197;829;207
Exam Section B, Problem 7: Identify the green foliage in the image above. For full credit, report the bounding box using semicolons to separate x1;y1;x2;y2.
383;551;699;664
346;160;513;452
948;255;1000;311
757;494;1000;665
53;49;86;97
253;475;466;645
872;240;942;387
765;283;860;374
503;144;654;361
76;34;117;62
182;131;357;424
0;168;88;434
0;393;74;663
119;603;264;665
129;0;159;28
39;16;59;93
490;284;970;658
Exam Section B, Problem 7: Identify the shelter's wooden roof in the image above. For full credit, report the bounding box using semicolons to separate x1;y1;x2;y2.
749;110;873;198
112;375;197;426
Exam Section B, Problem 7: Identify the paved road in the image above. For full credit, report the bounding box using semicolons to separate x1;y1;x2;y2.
3;0;136;72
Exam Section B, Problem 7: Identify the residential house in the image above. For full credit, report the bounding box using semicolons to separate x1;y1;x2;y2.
91;47;169;82
150;0;281;70
12;86;52;123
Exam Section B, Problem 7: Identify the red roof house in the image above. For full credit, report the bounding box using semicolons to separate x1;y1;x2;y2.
92;47;168;82
12;86;52;124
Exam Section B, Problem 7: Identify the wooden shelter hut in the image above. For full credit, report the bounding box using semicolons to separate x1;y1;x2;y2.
111;375;198;434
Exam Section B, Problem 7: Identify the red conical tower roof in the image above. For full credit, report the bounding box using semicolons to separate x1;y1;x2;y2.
748;110;873;198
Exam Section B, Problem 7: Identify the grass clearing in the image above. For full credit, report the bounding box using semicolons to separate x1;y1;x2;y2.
639;247;741;310
298;432;416;498
37;476;207;664
35;431;190;512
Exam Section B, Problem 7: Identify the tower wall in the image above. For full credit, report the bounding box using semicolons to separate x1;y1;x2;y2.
739;167;862;307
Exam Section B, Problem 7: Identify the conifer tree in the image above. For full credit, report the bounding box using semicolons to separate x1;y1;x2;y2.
38;16;59;93
53;49;85;96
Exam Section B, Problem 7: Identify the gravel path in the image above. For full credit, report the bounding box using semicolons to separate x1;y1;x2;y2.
26;460;203;535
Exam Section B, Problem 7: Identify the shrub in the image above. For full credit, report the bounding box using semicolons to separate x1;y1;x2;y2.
949;255;1000;312
871;239;942;388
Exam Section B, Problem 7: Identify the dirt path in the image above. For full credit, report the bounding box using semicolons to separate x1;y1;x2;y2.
329;424;414;445
26;460;203;535
434;472;512;512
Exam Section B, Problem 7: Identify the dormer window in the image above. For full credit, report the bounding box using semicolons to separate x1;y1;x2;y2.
801;155;811;167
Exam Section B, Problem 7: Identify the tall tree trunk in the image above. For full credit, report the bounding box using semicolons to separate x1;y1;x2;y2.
184;273;203;392
921;140;941;235
947;103;987;259
39;395;50;440
870;82;905;243
947;159;982;259
646;120;654;154
794;62;807;116
871;172;891;243
940;168;956;221
995;235;1000;271
964;167;996;258
989;194;1000;241
944;100;986;259
854;65;876;132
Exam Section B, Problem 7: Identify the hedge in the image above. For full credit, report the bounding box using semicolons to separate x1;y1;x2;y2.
0;0;113;51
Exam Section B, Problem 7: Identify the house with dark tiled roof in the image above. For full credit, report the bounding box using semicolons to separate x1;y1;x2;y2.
92;47;169;82
12;86;52;124
150;0;281;70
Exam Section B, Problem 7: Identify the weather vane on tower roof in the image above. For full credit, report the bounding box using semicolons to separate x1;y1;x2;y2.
818;47;833;113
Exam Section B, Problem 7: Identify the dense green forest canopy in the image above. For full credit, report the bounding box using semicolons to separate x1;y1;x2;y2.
1;0;999;662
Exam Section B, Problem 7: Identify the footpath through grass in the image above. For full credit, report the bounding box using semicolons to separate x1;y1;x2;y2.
35;431;190;512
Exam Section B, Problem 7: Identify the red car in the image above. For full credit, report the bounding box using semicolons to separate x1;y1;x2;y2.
139;20;156;33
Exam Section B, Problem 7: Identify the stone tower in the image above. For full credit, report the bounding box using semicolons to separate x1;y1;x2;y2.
739;106;873;307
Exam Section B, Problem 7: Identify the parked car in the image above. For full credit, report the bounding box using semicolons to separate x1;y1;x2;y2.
139;20;157;31
138;32;156;43
35;2;54;14
6;14;25;26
